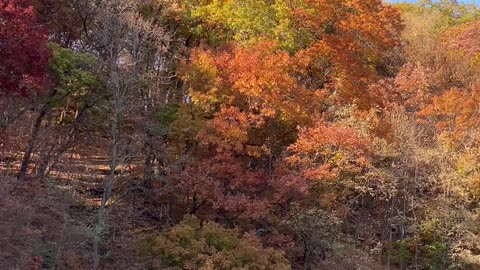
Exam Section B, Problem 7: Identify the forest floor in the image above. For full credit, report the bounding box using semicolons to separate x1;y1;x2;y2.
0;138;153;269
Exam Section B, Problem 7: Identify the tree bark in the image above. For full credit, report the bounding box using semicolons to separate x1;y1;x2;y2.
36;112;53;179
93;64;121;270
36;103;91;180
143;131;155;189
18;90;56;181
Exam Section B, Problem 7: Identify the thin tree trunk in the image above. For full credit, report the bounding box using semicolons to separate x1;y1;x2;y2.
143;131;155;189
93;67;121;270
18;90;56;181
92;118;117;270
36;103;91;180
36;112;53;179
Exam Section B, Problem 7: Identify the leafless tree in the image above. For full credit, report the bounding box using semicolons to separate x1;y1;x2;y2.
86;1;170;268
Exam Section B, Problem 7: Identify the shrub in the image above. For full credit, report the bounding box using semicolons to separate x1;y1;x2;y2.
141;215;290;270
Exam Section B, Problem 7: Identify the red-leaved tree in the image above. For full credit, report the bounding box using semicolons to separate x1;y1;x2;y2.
0;0;50;97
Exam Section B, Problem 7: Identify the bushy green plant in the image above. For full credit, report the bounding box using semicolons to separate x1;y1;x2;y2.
425;242;449;270
389;239;415;266
141;215;290;270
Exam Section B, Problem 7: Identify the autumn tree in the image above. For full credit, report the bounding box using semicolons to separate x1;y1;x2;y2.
0;0;50;97
419;85;480;149
293;0;403;107
0;0;54;181
177;0;306;50
172;153;309;226
184;41;324;162
285;122;370;183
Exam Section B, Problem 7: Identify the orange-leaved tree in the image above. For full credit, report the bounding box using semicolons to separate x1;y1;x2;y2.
185;40;325;158
285;122;371;182
293;0;403;108
419;84;480;149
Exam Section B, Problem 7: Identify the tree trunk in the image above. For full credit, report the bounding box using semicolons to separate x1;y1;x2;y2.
36;112;53;179
143;131;155;189
36;103;91;180
18;89;56;181
93;67;121;270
